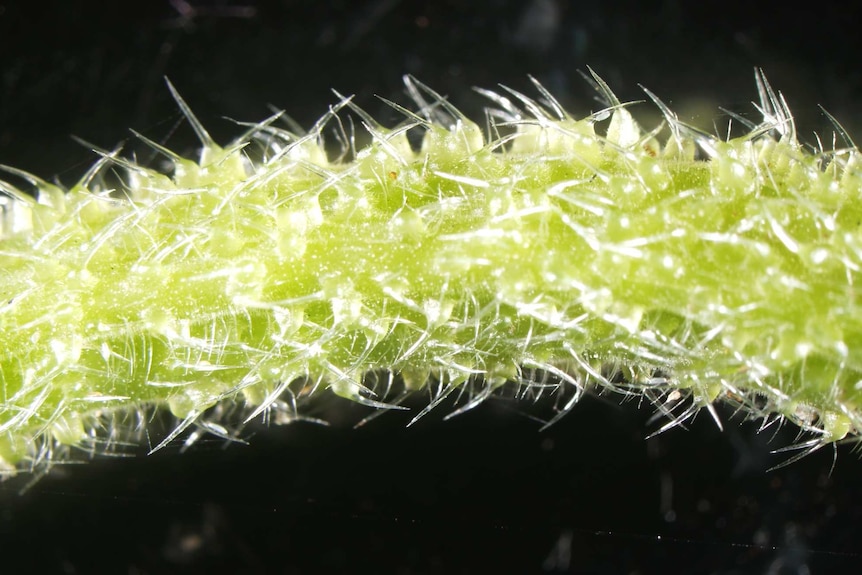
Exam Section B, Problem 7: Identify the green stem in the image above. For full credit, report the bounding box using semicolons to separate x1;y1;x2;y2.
1;72;859;474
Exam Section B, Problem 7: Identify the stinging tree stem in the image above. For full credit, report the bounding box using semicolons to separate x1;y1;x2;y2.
1;70;860;476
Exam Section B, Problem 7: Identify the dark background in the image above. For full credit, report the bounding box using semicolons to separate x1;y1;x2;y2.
1;1;861;573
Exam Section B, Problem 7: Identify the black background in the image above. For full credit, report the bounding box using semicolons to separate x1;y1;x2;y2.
1;1;862;573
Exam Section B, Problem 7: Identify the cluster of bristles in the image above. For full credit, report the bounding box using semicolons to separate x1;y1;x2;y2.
1;69;861;479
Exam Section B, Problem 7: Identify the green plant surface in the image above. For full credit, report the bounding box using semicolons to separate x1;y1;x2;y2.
1;71;860;475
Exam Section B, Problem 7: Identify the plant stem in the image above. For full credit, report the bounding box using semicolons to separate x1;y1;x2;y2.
1;73;859;475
